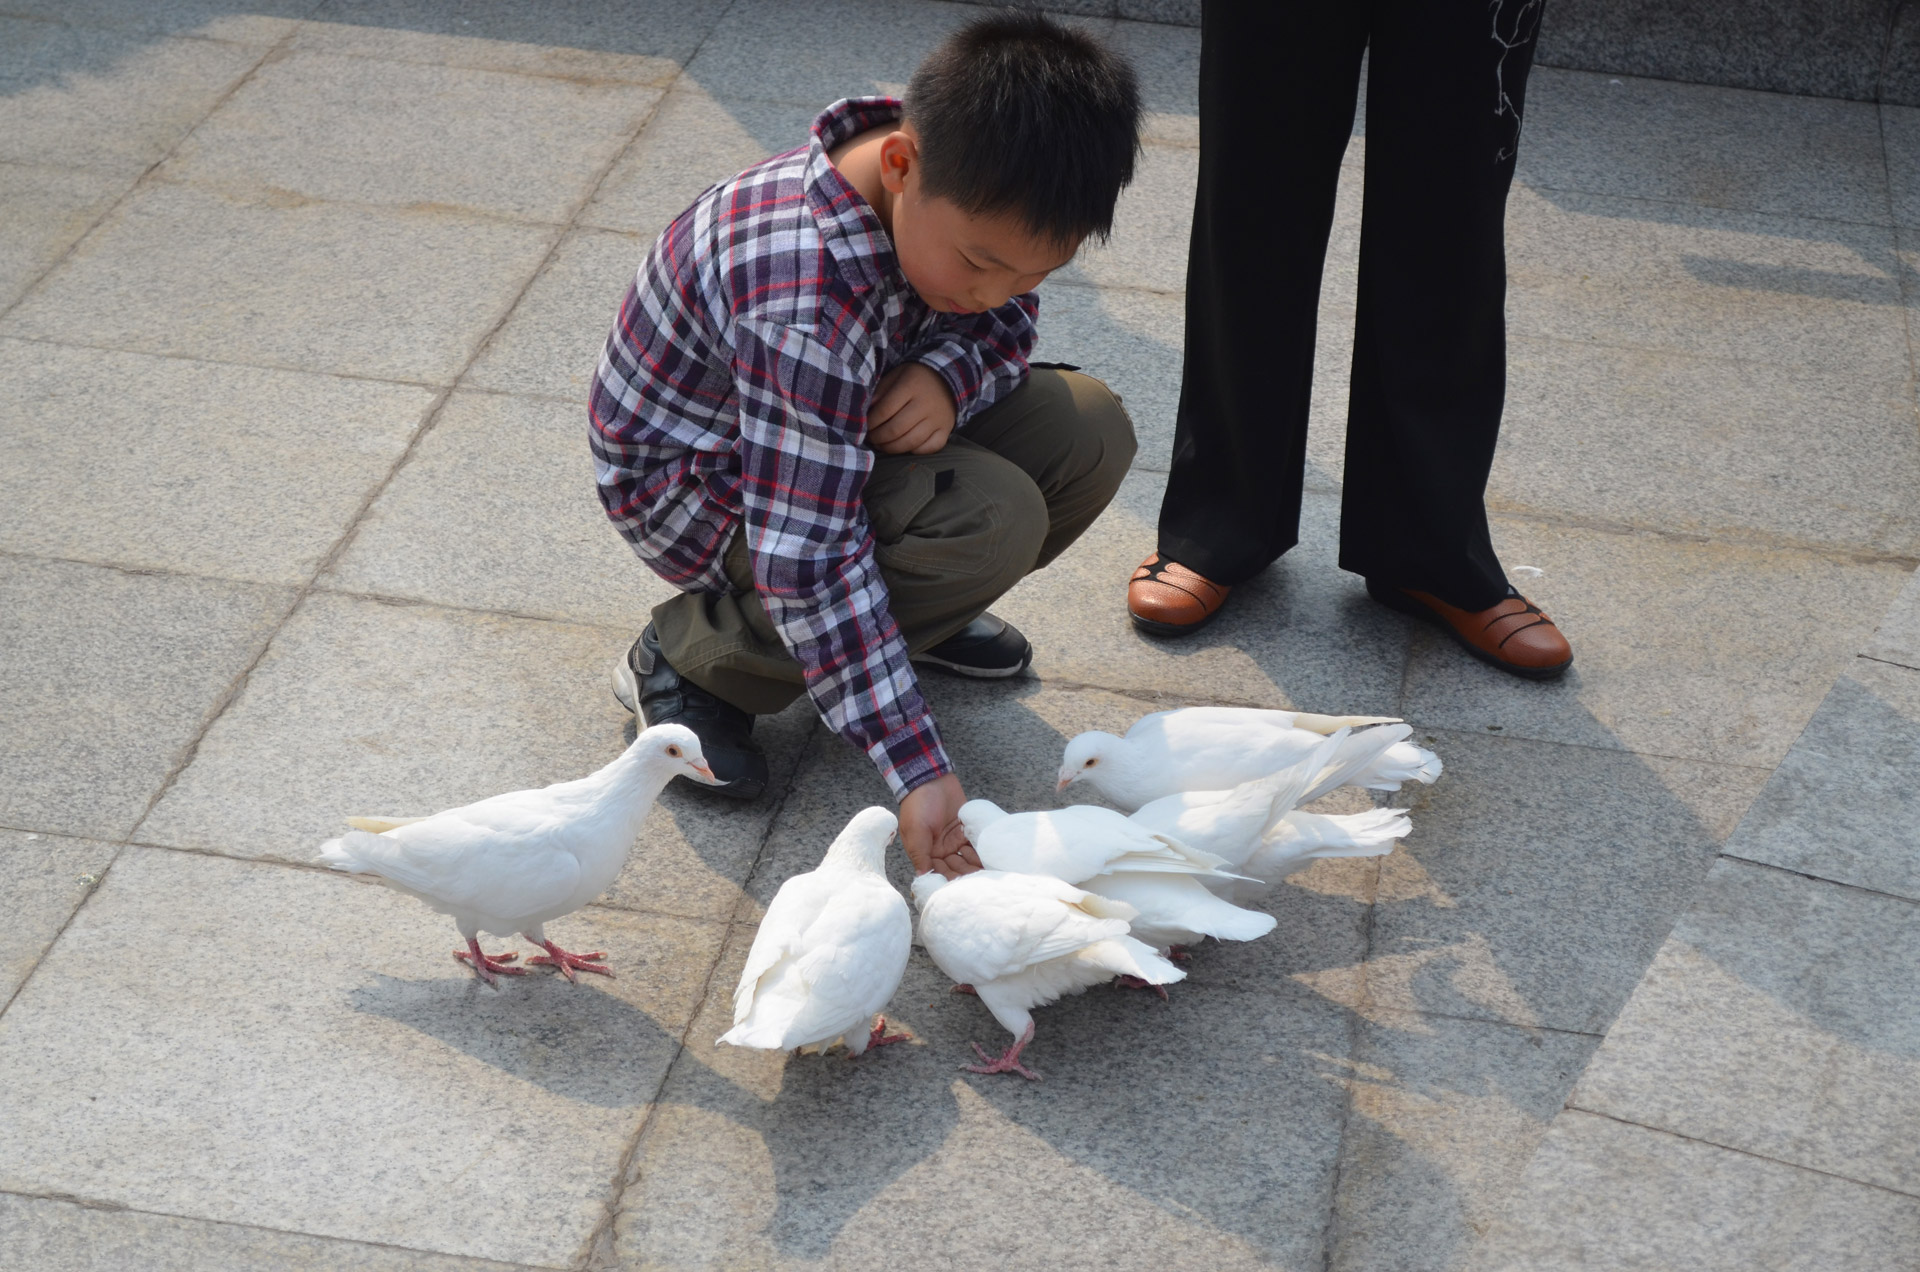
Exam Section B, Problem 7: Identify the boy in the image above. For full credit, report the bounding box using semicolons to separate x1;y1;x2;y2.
589;13;1142;878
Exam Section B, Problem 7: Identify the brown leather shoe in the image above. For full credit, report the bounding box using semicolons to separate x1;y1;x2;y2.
1128;553;1232;637
1368;579;1573;680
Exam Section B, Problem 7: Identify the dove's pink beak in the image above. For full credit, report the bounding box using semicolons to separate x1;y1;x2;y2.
692;761;717;783
1055;774;1072;793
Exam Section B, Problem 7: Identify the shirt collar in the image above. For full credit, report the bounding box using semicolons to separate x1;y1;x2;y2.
804;96;907;296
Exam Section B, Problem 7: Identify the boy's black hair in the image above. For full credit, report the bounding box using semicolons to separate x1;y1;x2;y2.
904;9;1141;246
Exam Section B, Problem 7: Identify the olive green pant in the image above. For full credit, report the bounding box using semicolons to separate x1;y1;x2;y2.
653;367;1136;714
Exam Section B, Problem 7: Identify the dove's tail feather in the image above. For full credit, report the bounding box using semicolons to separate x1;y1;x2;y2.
1288;712;1403;735
1299;724;1414;804
1364;741;1442;789
345;816;425;833
1070;892;1141;925
1078;936;1185;985
1100;853;1247;881
1307;807;1413;852
318;830;388;873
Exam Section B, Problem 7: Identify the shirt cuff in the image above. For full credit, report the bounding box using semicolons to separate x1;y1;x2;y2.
864;711;954;800
913;342;983;424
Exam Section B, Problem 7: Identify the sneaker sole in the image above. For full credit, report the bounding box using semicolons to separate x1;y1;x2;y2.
1366;581;1573;682
611;657;643;719
912;647;1034;679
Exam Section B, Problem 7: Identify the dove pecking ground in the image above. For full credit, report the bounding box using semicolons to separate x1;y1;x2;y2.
2;2;1919;1269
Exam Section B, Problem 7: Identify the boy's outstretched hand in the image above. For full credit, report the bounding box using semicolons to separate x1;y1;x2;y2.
899;773;981;879
869;362;957;456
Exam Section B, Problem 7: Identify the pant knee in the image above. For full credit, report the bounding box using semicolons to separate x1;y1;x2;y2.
1059;371;1138;501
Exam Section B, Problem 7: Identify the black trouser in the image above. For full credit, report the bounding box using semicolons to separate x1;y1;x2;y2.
1157;0;1545;611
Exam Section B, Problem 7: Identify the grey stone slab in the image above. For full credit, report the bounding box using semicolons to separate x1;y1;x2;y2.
1517;67;1891;224
1352;730;1765;1036
1865;566;1920;670
1889;105;1920;229
1401;518;1913;769
1505;184;1912;376
323;390;667;626
0;163;126;311
1570;857;1920;1193
1327;1011;1601;1272
462;227;649;399
0;20;265;177
579;86;823;236
0;181;557;384
1102;14;1198;146
0;340;434;584
139;591;810;923
298;0;725;82
0;846;724;1267
1723;657;1920;900
613;920;1352;1269
1062;141;1196;293
1533;0;1894;102
0;830;118;1006
161;50;664;222
1470;1109;1920;1272
0;557;289;842
1887;9;1920;108
992;474;1409;718
0;0;313;43
1117;0;1199;24
0;1192;539;1272
1495;334;1920;559
679;0;977;107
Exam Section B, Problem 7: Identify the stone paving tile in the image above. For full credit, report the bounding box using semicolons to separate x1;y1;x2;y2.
462;227;648;400
0;1193;540;1272
0;340;434;585
138;591;809;923
0;162;127;312
160;50;663;222
1721;657;1920;901
1061;141;1196;293
992;474;1410;718
1325;1010;1601;1272
1495;334;1920;559
1101;13;1197;146
1401;517;1915;769
0;18;266;178
1518;67;1891;224
0;829;118;1006
0;557;290;842
1469;1110;1920;1272
1866;566;1920;671
0;182;557;384
1505;185;1912;376
1889;104;1920;230
1342;729;1765;1036
579;86;821;236
298;0;724;83
0;846;724;1268
0;0;315;43
613;922;1352;1269
678;0;974;107
1568;857;1920;1195
323;390;667;627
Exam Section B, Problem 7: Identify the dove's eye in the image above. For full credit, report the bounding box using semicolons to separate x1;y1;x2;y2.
667;745;683;758
1084;758;1098;769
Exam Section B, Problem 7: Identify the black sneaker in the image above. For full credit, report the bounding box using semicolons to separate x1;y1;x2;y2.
912;613;1033;679
612;624;769;801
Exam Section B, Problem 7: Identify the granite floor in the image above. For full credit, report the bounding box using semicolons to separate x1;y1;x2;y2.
2;3;1917;1269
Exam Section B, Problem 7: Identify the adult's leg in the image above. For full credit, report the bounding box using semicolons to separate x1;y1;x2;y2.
1338;0;1545;610
1156;3;1370;585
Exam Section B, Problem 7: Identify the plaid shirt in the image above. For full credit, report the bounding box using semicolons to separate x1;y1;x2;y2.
589;97;1037;798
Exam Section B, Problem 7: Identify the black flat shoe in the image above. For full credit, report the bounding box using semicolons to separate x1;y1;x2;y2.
912;613;1033;679
612;624;769;800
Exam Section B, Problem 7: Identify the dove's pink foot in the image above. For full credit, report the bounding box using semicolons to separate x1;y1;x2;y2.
851;1016;911;1057
524;937;613;983
950;983;978;995
962;1023;1040;1081
1112;974;1170;1000
1167;944;1196;964
453;940;525;987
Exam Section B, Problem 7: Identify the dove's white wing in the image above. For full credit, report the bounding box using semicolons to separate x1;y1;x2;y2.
729;869;838;1025
724;873;909;1049
322;817;581;920
1298;724;1416;803
1086;871;1277;945
920;872;1132;985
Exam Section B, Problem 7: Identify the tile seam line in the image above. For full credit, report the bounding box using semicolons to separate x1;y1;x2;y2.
0;1187;559;1271
574;755;820;1262
264;22;685;91
1716;850;1920;908
0;24;296;330
128;171;576;231
0;845;124;1021
0;332;447;390
1558;1107;1920;1202
1859;651;1920;673
120;38;693;850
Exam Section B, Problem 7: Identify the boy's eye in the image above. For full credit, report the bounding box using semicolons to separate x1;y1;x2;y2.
961;256;986;272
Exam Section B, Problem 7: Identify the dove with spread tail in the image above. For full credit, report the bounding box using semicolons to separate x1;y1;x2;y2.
1058;708;1439;811
913;869;1184;1080
719;807;913;1057
318;723;714;985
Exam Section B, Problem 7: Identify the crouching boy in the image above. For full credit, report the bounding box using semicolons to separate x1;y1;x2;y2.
590;13;1141;877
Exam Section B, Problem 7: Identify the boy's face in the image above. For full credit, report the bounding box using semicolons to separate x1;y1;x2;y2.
878;129;1080;314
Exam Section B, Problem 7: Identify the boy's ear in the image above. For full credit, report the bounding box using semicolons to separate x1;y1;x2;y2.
877;129;919;195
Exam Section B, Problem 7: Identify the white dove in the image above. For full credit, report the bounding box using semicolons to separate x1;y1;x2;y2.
718;807;913;1057
1058;708;1440;810
1233;807;1410;898
956;799;1239;883
318;723;714;985
913;869;1184;1080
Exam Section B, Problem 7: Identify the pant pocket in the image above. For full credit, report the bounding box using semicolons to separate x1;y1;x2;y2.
863;459;939;545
